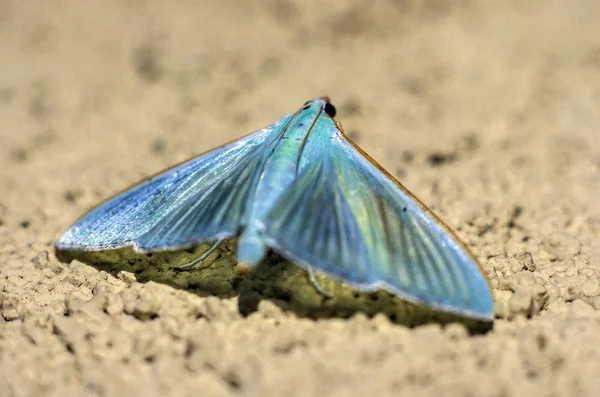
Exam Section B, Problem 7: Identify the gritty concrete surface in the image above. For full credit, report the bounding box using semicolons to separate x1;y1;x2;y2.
1;1;600;396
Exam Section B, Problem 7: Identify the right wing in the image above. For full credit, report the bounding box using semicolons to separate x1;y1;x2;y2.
55;117;289;253
263;133;493;320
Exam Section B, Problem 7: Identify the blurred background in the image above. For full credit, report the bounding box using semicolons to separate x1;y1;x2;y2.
2;1;600;396
3;0;599;276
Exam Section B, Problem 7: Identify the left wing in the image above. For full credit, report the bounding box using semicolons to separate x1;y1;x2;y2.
55;120;287;253
262;133;494;320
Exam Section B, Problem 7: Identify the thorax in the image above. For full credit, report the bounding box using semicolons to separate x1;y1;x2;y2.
246;110;336;224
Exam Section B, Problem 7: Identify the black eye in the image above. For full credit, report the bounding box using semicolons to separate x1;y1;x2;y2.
324;103;336;118
302;101;312;110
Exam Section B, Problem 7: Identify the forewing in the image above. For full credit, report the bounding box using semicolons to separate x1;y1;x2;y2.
263;133;493;320
56;120;285;252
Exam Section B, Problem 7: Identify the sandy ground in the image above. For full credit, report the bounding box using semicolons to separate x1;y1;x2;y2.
1;1;600;396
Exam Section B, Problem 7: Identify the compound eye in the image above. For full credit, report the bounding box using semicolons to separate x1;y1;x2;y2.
302;101;312;110
324;103;336;118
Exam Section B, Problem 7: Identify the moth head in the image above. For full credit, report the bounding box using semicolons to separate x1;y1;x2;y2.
300;97;337;119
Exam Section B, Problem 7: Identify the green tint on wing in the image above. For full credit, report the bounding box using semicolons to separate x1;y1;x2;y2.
263;134;494;320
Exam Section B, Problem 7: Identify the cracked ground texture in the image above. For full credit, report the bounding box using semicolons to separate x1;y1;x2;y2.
1;1;600;396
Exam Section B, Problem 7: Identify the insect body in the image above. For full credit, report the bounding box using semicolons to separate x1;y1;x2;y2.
55;97;494;321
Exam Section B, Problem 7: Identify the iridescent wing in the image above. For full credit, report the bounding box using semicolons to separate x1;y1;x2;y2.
263;133;494;320
55;118;288;253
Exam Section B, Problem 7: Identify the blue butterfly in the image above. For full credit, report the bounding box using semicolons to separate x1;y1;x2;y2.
55;97;494;321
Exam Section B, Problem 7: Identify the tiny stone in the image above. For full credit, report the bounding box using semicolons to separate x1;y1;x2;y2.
31;250;49;269
515;252;536;271
445;323;468;339
508;289;533;318
257;300;285;319
1;294;20;321
569;299;595;314
101;293;124;316
117;271;137;286
581;278;600;298
131;299;160;321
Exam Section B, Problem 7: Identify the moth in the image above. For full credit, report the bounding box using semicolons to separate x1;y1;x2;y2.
55;97;494;321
